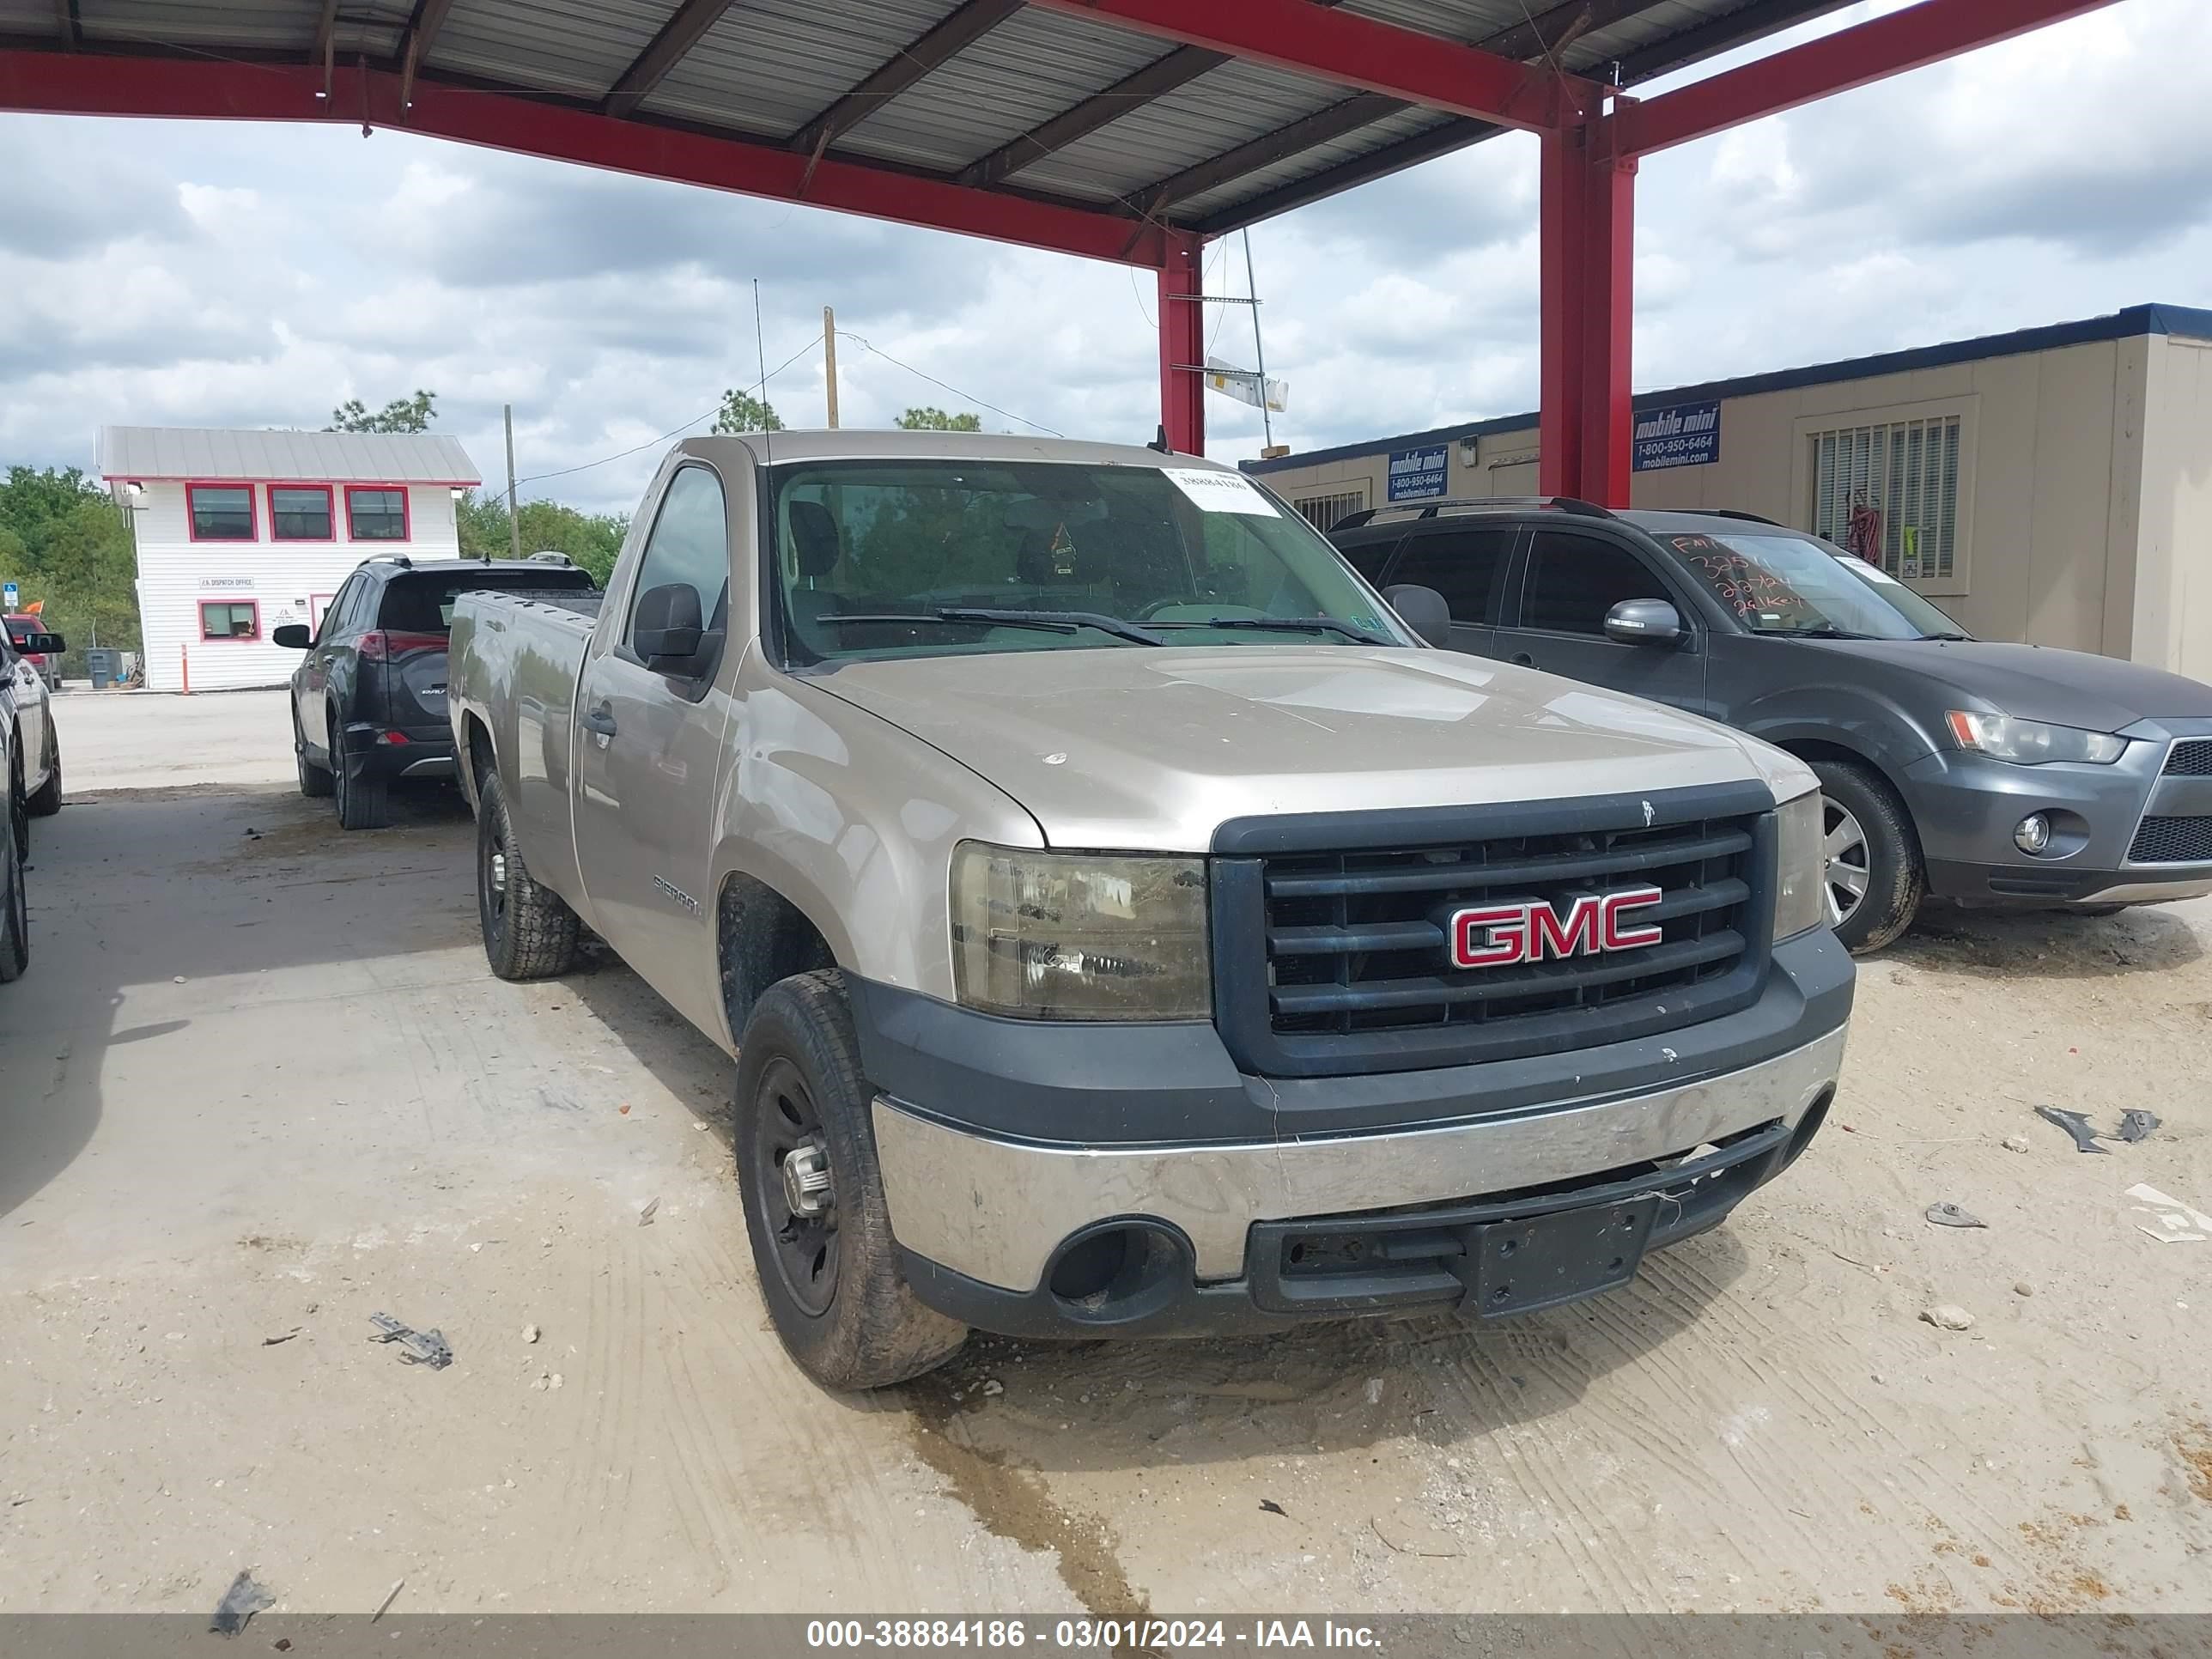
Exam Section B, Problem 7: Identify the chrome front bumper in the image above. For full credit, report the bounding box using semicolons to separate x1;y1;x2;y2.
873;1024;1848;1294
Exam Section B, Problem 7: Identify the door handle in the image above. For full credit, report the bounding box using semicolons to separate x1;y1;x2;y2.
1509;653;1535;666
582;701;618;738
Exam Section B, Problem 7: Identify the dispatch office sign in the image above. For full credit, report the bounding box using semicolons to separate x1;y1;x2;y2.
1387;444;1449;501
1632;399;1722;471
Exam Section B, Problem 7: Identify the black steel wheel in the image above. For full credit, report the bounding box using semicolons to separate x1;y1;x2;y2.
747;1055;841;1317
476;770;578;980
733;970;965;1389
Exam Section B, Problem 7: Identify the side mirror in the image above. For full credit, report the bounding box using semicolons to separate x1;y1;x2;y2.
271;624;311;649
634;583;705;671
1603;598;1683;645
22;631;64;655
1382;583;1453;649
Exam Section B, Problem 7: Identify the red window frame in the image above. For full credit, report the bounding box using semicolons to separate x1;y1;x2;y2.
185;481;258;543
267;483;336;542
198;599;262;642
344;483;412;543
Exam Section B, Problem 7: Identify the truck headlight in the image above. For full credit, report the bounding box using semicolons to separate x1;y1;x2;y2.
1771;788;1825;943
1946;709;2125;765
951;844;1212;1021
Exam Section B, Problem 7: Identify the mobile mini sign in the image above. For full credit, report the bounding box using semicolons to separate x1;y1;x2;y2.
1387;444;1449;501
1632;399;1721;472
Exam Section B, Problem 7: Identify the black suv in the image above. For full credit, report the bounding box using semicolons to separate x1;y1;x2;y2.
276;556;596;830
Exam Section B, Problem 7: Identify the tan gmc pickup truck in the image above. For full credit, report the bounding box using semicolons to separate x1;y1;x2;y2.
448;431;1852;1390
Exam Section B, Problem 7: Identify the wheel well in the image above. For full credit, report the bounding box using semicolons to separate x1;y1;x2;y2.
1771;737;1900;793
718;874;837;1040
465;715;495;784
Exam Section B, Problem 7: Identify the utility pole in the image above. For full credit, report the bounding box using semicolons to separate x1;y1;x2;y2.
503;403;522;561
823;306;840;428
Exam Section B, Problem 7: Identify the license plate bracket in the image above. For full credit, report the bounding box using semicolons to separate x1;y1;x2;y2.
1455;1194;1661;1318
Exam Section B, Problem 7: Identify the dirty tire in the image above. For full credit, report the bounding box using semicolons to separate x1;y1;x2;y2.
1810;757;1923;954
331;722;389;830
0;789;27;982
736;970;966;1390
477;771;578;981
27;725;61;817
294;707;332;798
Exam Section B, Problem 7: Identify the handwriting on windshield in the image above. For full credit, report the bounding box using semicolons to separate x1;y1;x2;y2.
1671;536;1808;622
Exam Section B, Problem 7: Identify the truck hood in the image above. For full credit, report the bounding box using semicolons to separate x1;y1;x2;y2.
808;646;1800;852
1804;638;2212;727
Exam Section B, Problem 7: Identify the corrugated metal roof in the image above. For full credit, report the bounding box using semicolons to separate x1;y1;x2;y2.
23;0;1850;235
98;428;482;484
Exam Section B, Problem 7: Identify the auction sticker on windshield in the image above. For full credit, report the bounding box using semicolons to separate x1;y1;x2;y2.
1163;467;1279;515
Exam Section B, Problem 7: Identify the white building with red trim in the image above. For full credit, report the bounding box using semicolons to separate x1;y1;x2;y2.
98;426;482;693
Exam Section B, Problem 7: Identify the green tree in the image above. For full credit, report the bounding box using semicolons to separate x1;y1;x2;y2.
455;490;629;586
895;406;982;431
713;389;783;434
328;390;438;433
0;468;139;672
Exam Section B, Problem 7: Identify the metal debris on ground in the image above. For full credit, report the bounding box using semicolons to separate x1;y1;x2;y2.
2113;1110;2160;1144
371;1578;404;1622
1259;1499;1288;1516
260;1328;301;1346
2034;1106;2109;1154
1925;1202;1986;1229
639;1196;660;1226
209;1570;273;1635
368;1312;453;1369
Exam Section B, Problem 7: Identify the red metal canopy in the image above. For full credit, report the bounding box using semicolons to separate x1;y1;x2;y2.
0;0;2128;495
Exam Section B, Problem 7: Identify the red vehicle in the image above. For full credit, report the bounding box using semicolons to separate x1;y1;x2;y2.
4;616;58;691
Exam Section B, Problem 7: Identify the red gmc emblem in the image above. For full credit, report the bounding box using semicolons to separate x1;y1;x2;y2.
1449;887;1665;969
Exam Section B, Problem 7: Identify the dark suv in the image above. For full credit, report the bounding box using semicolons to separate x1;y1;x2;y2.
1332;498;2212;951
276;556;596;830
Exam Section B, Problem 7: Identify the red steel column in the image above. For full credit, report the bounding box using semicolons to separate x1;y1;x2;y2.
1158;232;1206;455
1538;118;1636;505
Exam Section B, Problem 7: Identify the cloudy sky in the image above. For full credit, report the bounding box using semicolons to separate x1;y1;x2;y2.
2;0;2207;517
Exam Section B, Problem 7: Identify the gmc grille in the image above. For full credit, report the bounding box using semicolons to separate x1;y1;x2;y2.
1210;782;1778;1079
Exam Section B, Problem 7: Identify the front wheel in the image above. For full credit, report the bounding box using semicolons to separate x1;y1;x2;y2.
476;771;578;980
735;970;965;1390
1808;758;1924;954
0;791;28;982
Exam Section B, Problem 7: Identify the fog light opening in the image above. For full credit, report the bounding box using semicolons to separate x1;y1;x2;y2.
2014;813;2052;855
1045;1222;1188;1322
1048;1230;1130;1303
1782;1087;1837;1170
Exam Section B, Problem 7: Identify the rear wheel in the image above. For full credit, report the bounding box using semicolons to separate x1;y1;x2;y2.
0;787;28;983
734;970;966;1390
294;706;332;798
331;708;388;830
477;771;578;980
1808;757;1923;954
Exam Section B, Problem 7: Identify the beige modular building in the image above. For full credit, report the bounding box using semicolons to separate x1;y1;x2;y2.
1247;305;2212;679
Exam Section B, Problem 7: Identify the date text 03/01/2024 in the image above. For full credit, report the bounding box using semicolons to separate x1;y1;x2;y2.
805;1619;1382;1650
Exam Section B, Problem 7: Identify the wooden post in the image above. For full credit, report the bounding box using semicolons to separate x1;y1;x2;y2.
503;403;523;560
179;643;190;696
823;306;840;428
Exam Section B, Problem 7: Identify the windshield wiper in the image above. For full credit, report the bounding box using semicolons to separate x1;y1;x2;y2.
1149;617;1393;647
1778;625;1879;640
816;608;1164;646
1917;631;1973;642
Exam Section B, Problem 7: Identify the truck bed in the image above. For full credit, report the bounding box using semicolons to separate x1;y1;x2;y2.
473;586;606;622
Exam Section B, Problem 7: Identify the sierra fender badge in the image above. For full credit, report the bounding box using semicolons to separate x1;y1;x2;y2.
652;875;702;915
1449;887;1664;969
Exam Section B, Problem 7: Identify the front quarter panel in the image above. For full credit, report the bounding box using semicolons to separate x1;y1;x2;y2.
1721;641;1946;786
716;649;1045;1021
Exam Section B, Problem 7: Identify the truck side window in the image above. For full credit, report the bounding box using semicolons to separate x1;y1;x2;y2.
1522;532;1671;635
1389;527;1516;623
625;465;730;653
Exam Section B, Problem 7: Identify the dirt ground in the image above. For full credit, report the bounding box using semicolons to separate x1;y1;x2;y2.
3;692;2209;1620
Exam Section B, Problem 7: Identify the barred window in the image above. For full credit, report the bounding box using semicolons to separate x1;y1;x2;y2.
1291;489;1366;532
1808;414;1962;584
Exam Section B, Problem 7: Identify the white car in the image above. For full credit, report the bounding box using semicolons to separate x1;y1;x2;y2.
2;622;64;821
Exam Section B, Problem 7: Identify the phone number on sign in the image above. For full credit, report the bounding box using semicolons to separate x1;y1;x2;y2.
807;1620;1235;1650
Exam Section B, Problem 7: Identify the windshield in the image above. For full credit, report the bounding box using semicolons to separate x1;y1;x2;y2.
1664;531;1968;640
767;459;1408;664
